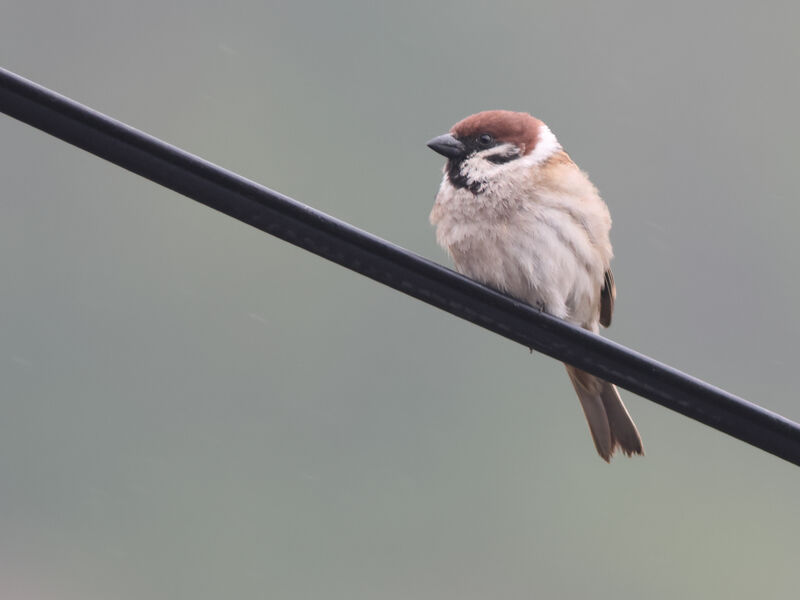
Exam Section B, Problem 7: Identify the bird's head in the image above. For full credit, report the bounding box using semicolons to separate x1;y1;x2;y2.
427;110;561;193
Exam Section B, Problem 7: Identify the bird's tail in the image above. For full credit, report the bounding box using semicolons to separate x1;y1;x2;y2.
565;365;644;461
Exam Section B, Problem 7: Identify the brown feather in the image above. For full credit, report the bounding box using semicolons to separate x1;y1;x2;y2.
565;364;643;461
600;269;615;328
451;110;541;156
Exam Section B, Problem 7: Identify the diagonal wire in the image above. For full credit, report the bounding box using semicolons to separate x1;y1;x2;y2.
2;66;799;466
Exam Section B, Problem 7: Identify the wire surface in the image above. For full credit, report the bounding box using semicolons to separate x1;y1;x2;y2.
2;66;799;465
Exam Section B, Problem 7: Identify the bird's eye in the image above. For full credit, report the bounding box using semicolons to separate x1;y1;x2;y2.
478;134;494;146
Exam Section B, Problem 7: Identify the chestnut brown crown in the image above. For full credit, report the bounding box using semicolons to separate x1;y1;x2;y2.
451;110;542;156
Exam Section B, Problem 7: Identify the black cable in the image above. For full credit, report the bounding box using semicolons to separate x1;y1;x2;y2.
2;66;799;465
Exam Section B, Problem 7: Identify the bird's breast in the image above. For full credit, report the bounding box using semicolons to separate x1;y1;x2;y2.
431;178;608;325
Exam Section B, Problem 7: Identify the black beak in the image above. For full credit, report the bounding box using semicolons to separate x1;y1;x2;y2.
427;133;466;159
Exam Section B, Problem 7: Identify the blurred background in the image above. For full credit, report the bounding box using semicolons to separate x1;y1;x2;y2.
2;1;799;598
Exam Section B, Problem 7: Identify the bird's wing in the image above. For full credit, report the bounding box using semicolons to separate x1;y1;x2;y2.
599;268;615;328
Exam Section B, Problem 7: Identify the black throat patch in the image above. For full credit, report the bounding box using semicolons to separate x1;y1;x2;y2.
446;159;482;193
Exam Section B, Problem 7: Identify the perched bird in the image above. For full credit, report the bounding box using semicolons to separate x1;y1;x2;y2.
427;110;643;461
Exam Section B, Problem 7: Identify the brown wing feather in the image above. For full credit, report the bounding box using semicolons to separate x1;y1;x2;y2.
600;269;615;328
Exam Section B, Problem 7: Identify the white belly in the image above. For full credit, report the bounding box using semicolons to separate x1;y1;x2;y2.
432;186;607;329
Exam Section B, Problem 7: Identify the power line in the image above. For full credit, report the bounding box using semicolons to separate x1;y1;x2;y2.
2;66;799;466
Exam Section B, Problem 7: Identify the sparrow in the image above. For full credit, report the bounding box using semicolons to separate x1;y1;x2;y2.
427;110;643;461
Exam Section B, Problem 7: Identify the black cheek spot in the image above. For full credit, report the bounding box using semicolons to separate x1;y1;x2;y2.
485;153;518;165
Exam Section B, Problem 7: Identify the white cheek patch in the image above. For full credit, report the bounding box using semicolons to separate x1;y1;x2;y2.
457;143;519;188
457;128;562;192
483;143;521;164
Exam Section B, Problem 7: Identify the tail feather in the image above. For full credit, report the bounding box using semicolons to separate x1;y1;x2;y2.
600;378;644;457
565;365;644;461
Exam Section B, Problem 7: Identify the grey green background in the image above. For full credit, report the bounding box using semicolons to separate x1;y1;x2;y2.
2;1;799;598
